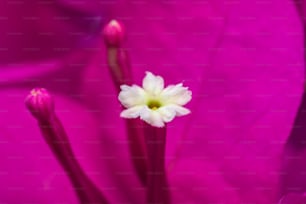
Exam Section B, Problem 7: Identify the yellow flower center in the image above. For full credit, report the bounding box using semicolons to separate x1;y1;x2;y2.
147;100;162;110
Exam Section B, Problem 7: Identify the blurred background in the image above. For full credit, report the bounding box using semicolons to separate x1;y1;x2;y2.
0;0;306;203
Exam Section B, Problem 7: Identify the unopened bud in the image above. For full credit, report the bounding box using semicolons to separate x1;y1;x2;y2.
25;88;54;121
103;20;125;47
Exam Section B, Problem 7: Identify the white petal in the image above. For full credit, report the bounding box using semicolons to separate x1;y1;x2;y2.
157;106;176;122
118;85;146;108
139;106;165;127
158;105;190;122
120;106;145;118
161;83;192;105
142;72;164;95
170;105;191;116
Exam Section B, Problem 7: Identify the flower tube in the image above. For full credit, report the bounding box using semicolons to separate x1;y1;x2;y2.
25;88;108;204
118;72;192;203
103;19;148;185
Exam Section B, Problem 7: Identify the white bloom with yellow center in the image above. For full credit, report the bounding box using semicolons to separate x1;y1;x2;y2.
118;72;192;127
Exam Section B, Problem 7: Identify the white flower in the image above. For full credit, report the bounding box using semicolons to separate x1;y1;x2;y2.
118;72;192;127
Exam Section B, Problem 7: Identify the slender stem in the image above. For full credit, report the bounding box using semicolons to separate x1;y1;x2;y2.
125;119;148;185
39;115;108;204
105;42;148;186
106;47;126;89
145;124;170;204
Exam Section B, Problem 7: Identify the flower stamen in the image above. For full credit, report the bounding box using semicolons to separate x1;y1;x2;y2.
147;100;162;110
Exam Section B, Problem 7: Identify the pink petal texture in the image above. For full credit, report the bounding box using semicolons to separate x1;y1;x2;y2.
0;0;304;203
82;0;303;203
0;0;98;65
278;193;306;204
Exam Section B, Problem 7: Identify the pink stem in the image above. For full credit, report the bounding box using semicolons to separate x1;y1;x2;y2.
106;46;148;185
25;88;108;204
106;47;132;89
125;119;148;185
103;20;148;185
39;116;108;204
145;124;171;204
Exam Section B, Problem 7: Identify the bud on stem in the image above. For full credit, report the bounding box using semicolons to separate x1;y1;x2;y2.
25;88;108;204
103;20;148;186
103;20;125;48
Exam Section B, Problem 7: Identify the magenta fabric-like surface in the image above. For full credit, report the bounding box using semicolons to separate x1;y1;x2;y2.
0;0;304;203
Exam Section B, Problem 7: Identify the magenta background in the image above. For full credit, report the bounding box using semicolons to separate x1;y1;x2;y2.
0;0;305;203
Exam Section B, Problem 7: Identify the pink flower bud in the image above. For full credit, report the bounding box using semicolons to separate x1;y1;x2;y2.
25;88;108;204
103;20;125;47
25;88;54;121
